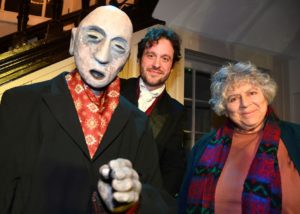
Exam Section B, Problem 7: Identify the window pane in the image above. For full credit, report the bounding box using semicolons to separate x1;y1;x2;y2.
183;99;192;131
30;3;43;16
184;67;193;99
5;1;18;12
184;131;193;151
195;103;211;133
195;71;210;100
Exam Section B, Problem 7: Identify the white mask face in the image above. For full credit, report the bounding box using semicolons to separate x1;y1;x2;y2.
69;6;133;89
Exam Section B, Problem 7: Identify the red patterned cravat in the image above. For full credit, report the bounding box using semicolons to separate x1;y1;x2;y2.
66;71;120;158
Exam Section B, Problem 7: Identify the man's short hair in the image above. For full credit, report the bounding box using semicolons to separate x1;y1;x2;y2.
137;27;181;67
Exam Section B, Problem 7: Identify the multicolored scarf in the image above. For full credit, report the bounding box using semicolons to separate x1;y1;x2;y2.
185;107;281;213
66;70;120;158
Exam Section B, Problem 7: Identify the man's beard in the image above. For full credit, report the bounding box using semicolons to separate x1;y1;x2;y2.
141;69;168;88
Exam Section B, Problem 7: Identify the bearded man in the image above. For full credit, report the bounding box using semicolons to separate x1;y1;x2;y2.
120;27;186;197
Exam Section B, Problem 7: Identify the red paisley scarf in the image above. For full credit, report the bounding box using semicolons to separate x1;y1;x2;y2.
66;71;120;158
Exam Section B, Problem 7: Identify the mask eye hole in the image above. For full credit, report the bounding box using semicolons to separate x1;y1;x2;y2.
111;39;128;54
86;31;104;43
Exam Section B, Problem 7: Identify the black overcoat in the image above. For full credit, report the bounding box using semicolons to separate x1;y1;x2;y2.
0;73;175;214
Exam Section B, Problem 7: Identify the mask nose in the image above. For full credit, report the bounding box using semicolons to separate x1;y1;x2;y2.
94;40;111;64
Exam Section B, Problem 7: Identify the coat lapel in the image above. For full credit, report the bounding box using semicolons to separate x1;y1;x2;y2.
122;78;170;141
42;74;90;158
92;96;132;160
280;121;300;173
149;92;170;140
120;78;139;106
149;107;168;139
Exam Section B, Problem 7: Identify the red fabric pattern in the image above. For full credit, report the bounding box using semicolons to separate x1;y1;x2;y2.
66;71;120;158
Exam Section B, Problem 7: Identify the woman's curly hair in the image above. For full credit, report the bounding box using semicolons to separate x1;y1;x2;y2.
209;61;277;116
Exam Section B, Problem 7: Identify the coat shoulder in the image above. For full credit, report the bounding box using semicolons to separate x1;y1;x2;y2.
162;92;184;114
119;95;147;119
3;73;66;97
120;77;138;88
279;120;300;141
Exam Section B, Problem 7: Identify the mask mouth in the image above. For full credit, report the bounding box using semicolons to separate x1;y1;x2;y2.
90;69;105;80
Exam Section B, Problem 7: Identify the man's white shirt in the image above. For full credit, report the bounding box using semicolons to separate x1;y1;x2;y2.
138;78;165;112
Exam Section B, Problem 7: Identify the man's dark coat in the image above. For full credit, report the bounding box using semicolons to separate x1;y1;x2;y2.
120;77;186;196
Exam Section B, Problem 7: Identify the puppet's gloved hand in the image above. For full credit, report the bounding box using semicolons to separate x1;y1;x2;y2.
98;158;141;212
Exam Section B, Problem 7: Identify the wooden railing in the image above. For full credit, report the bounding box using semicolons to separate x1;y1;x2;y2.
0;0;165;86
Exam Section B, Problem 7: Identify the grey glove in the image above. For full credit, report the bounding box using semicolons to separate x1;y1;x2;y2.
98;158;141;212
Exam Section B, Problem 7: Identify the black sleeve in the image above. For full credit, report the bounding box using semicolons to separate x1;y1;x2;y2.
0;90;27;213
159;110;186;197
133;120;177;213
